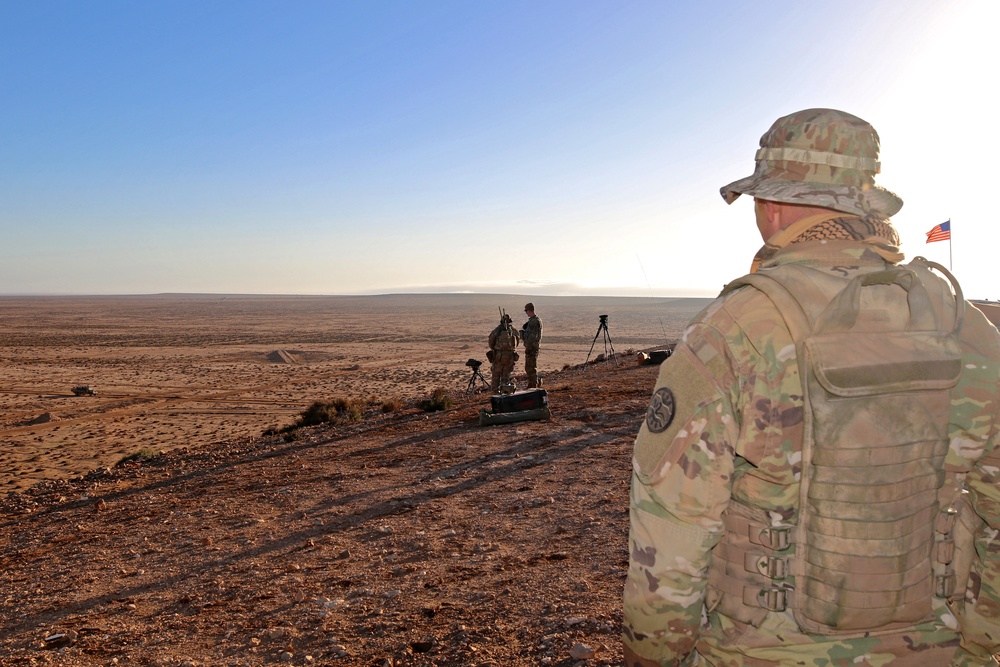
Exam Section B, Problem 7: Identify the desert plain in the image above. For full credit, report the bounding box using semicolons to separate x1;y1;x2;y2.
0;292;705;667
0;293;705;494
4;294;1000;666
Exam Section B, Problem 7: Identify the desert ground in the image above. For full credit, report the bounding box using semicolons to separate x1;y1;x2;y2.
0;294;707;494
0;293;706;667
4;295;1000;667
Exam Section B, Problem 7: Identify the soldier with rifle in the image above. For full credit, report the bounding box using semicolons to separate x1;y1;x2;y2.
487;309;520;394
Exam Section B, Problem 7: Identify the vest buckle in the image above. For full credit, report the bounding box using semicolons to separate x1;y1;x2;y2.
748;554;788;579
756;587;788;611
758;526;791;550
936;507;958;533
935;537;955;565
935;572;956;598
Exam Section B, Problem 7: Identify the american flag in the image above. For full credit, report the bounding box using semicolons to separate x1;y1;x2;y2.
925;220;951;243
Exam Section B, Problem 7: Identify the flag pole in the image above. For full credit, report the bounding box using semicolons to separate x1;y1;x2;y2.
948;218;952;272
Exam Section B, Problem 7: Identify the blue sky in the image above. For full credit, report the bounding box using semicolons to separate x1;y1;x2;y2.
1;1;997;297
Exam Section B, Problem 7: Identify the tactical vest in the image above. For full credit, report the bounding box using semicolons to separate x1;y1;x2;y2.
495;326;517;352
523;317;542;349
705;256;983;635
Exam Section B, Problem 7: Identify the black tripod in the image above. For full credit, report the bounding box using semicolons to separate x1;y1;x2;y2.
586;314;617;365
465;359;489;393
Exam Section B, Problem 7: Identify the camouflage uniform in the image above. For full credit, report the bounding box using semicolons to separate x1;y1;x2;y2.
623;109;1000;666
521;304;542;388
488;315;520;393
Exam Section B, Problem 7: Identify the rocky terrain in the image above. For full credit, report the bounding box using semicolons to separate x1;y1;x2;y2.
0;356;663;667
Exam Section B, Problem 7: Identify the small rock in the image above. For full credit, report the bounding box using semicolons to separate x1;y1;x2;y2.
42;629;78;648
569;642;595;660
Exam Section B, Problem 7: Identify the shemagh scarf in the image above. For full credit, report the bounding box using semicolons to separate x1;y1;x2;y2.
750;212;903;274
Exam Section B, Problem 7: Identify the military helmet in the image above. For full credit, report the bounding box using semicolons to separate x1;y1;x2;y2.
719;108;903;219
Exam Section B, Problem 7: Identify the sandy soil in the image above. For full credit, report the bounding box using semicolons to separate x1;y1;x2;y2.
6;294;995;666
0;293;703;667
0;294;708;494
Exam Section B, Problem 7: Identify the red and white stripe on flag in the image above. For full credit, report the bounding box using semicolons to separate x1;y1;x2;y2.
925;220;951;243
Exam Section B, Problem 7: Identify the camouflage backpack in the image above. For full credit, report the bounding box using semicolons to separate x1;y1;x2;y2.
495;325;517;352
706;256;982;634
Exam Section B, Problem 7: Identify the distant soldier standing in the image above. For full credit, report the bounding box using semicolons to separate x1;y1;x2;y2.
488;313;520;393
521;302;542;388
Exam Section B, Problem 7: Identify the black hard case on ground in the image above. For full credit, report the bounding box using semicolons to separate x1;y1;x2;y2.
490;389;548;414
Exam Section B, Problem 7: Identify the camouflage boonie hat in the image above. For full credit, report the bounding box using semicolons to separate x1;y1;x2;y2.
720;108;903;218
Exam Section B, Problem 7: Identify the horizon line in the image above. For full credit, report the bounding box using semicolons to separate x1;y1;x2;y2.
0;289;717;299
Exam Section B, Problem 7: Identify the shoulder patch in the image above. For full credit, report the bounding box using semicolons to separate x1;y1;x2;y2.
634;342;727;484
645;387;676;433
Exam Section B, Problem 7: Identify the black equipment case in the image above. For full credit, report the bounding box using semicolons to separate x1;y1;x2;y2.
490;389;548;414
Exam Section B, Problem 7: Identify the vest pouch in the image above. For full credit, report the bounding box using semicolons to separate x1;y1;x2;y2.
807;331;963;397
793;327;961;634
950;492;985;603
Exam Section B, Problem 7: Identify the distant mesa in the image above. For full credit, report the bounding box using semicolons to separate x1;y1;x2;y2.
267;350;300;364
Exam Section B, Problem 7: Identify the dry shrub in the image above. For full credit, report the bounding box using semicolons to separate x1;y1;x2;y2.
298;398;364;427
116;447;161;466
418;388;452;412
381;397;404;413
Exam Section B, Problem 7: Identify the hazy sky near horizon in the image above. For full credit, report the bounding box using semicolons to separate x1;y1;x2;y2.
2;1;997;298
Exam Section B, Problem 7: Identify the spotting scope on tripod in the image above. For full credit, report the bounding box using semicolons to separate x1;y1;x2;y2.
465;358;489;394
585;314;617;365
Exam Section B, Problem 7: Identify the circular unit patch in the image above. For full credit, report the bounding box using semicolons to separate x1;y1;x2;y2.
645;387;676;434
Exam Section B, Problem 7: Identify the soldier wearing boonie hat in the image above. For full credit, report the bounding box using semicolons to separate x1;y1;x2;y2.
720;108;902;219
623;109;1000;666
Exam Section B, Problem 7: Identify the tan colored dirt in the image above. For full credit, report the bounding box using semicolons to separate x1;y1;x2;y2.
0;294;701;666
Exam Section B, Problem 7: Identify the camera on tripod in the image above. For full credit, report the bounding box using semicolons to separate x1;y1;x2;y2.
465;358;488;393
586;313;617;365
